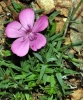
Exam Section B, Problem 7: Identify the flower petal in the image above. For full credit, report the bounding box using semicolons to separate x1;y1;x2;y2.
11;37;29;57
19;8;34;30
5;21;26;38
32;15;48;33
30;33;46;51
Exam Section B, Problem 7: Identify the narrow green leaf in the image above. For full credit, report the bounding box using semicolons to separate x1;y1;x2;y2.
0;67;5;76
33;53;43;63
63;69;78;74
2;50;11;56
49;22;56;36
25;94;33;100
14;74;28;80
12;0;24;12
49;32;62;41
28;81;36;88
56;53;64;67
48;95;53;100
43;74;47;85
45;68;54;74
72;61;80;67
46;42;54;61
39;65;47;80
56;40;62;50
49;11;60;24
47;57;57;62
56;73;65;93
50;75;55;87
25;74;37;81
7;6;16;12
35;9;44;13
0;60;24;72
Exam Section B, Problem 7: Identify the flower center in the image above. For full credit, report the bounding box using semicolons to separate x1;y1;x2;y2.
22;24;37;41
23;30;37;41
28;32;37;41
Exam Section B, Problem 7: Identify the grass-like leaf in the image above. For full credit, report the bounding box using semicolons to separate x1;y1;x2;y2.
39;65;47;80
56;73;65;94
12;0;24;12
49;11;60;24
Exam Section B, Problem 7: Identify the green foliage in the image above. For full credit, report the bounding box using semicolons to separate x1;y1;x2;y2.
2;50;12;56
49;11;60;24
12;0;24;12
35;9;44;14
0;29;79;99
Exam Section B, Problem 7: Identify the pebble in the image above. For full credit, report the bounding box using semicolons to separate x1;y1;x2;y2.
36;0;55;14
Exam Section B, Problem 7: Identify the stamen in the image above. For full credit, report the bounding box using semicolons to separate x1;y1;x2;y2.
28;34;37;41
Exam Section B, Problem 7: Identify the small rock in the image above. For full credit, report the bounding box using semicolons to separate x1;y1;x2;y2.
0;1;10;15
56;21;64;33
55;17;66;33
0;1;6;8
31;2;40;11
54;0;72;8
36;0;55;14
0;5;2;13
70;88;83;100
54;0;72;17
70;19;83;54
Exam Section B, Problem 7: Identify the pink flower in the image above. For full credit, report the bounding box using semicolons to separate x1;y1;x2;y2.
5;8;48;57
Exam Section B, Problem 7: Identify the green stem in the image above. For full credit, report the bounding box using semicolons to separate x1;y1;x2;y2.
63;54;83;63
71;0;83;19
